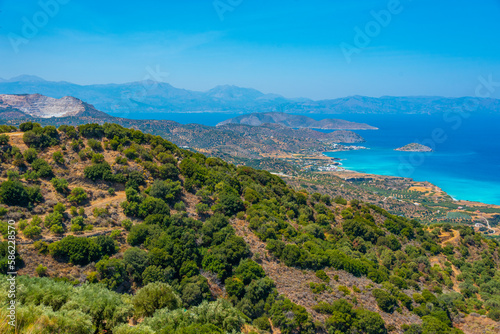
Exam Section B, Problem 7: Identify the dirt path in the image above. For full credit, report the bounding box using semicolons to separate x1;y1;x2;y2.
88;191;126;208
440;230;460;246
6;132;29;151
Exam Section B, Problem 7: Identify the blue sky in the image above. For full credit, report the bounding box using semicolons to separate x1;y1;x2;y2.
1;0;500;99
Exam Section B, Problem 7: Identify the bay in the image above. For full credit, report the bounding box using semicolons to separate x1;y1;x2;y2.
110;111;500;205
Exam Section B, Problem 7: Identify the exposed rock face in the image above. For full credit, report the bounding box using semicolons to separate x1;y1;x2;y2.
0;94;108;118
217;112;378;130
395;143;433;152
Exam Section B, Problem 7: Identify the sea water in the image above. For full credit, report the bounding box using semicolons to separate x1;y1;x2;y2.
109;111;500;205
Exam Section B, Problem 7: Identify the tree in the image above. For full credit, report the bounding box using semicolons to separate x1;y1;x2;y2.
78;124;104;138
234;259;265;285
225;277;245;298
372;289;398;313
138;197;170;218
87;138;103;151
96;257;126;290
142;265;174;285
0;180;28;206
149;179;182;203
84;162;112;181
354;309;387;334
124;247;148;283
132;282;181;318
61;283;132;331
213;192;244;216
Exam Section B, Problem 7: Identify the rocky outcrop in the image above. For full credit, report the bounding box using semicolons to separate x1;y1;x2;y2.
0;94;109;118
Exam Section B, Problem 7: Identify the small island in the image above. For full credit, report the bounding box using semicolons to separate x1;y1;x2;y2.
395;143;433;152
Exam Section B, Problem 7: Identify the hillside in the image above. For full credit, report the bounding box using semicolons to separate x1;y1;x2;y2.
0;94;110;119
0;94;366;164
217;112;378;130
0;122;499;333
1;76;499;115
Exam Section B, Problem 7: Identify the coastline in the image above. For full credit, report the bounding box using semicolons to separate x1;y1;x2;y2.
321;151;500;208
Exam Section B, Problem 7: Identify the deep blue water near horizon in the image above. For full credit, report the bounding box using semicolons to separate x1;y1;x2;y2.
111;112;500;205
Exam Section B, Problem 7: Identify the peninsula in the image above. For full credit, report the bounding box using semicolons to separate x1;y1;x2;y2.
217;112;378;130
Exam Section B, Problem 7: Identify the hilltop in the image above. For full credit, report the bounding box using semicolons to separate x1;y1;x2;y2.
0;122;499;333
0;94;110;119
217;112;378;130
1;75;499;115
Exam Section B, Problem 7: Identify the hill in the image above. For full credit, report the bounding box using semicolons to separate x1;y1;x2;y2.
0;94;367;165
0;122;499;333
1;76;499;115
217;112;378;130
0;94;109;119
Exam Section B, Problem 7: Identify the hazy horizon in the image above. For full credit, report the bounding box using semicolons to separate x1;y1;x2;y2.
3;74;500;102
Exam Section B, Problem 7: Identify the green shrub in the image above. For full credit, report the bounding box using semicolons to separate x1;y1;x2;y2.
31;159;53;178
23;225;42;239
132;282;181;318
0;180;42;207
49;235;116;265
68;188;88;204
121;219;132;231
373;289;398;313
87;139;103;151
35;264;48;277
51;178;69;193
23;125;59;148
149;179;182;203
0;134;9;145
174;201;186;211
91;153;105;163
23;148;38;163
53;151;65;164
338;285;351;295
78;124;104;138
96;257;126;290
84;162;112;182
195;203;210;215
310;282;327;294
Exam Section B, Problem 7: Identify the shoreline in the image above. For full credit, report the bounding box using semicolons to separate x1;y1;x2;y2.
321;152;500;208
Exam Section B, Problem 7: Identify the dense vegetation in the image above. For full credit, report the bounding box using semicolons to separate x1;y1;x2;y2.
0;122;499;333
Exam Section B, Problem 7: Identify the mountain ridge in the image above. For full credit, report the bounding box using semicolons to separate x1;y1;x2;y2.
1;75;499;115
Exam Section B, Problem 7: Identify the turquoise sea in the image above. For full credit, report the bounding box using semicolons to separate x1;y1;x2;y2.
320;114;500;205
110;112;500;205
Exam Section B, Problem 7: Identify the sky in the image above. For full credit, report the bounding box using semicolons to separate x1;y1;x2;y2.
1;0;500;100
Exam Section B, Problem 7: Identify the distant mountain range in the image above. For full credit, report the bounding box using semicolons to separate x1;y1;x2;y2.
1;75;499;115
217;112;378;130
